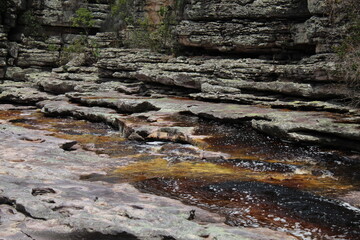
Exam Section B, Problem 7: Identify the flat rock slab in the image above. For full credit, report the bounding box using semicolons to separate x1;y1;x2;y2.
57;92;360;152
0;123;295;240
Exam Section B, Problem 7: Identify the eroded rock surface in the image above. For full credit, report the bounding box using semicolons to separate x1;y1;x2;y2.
0;116;296;240
14;69;356;152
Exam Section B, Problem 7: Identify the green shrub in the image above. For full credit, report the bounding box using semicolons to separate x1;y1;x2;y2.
71;7;95;37
111;0;181;53
61;8;99;65
47;44;60;51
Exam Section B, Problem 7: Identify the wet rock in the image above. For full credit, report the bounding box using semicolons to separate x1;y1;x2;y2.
0;123;294;240
38;100;118;126
203;181;360;233
251;115;360;152
45;91;360;152
127;132;145;141
228;159;298;173
186;102;360;151
67;92;160;113
339;191;360;208
147;127;194;143
38;98;197;144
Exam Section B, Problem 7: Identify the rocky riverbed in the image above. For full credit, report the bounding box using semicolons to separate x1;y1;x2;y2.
0;68;359;239
1;104;300;240
1;0;360;239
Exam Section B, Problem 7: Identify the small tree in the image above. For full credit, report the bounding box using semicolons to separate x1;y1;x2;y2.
71;7;95;38
62;7;99;65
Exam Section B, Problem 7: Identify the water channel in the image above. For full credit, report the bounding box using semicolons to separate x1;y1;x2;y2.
1;108;360;240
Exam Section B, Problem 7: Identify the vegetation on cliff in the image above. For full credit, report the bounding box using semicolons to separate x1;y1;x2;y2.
20;9;45;39
330;0;360;106
111;0;182;53
61;7;99;65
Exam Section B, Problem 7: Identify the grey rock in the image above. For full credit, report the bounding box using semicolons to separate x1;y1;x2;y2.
0;87;55;104
5;67;41;81
17;49;59;67
176;20;293;53
98;49;342;100
307;0;329;14
184;0;310;20
8;42;19;58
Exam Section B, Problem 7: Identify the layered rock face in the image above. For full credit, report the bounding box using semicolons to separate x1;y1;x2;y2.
176;0;342;55
176;0;311;54
0;0;114;81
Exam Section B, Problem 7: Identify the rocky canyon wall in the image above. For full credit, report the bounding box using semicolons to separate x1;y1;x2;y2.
0;0;353;106
175;0;343;55
0;0;114;80
97;0;351;107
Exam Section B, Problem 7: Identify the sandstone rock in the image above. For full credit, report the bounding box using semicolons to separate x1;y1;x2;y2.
89;32;120;48
0;87;55;104
1;123;293;240
0;48;7;57
292;16;344;53
65;52;87;67
36;0;110;28
176;20;293;53
56;90;360;151
98;49;342;101
5;67;41;81
183;0;310;20
17;49;59;67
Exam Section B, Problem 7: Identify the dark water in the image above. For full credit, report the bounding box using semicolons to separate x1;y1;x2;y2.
1;109;360;240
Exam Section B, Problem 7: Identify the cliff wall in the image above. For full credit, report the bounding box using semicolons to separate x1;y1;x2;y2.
176;0;343;55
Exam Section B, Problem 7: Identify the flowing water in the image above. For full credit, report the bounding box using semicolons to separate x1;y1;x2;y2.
1;108;360;240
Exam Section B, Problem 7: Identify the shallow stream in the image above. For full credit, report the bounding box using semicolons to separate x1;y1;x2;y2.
1;108;360;240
